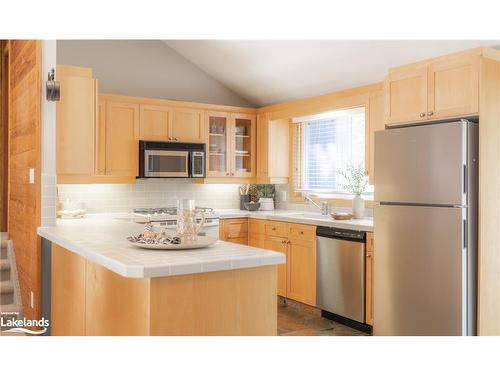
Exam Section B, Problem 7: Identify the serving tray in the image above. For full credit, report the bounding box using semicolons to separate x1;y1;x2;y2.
129;236;218;250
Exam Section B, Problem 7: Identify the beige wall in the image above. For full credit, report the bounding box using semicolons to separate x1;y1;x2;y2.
57;40;254;107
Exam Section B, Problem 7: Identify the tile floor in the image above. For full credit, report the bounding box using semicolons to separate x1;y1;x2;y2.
277;298;369;336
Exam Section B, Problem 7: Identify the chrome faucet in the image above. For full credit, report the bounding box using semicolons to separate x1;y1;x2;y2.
304;194;330;216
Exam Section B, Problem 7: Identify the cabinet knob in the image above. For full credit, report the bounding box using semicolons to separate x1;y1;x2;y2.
281;240;286;244
427;111;434;116
226;172;230;176
168;137;172;140
272;227;276;230
299;231;304;235
174;137;178;141
419;112;426;118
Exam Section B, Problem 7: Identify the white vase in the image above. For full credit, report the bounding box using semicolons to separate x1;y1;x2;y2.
352;195;365;219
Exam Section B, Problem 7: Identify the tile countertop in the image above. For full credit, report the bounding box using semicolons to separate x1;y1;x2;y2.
217;209;374;232
37;216;285;279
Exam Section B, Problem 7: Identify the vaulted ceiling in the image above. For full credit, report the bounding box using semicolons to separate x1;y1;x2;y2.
165;40;500;107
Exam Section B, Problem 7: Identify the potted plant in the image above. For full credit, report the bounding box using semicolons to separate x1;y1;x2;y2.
338;165;368;219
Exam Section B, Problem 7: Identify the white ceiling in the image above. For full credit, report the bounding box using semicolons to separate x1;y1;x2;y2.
165;40;500;107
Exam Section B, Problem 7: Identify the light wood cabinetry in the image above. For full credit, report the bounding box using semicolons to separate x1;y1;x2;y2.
248;218;266;248
56;65;97;179
219;218;248;245
51;244;277;336
286;224;316;306
207;112;256;178
365;232;374;326
256;114;289;184
384;64;428;124
367;90;384;185
171;108;204;142
139;104;171;141
249;219;316;305
264;235;289;297
428;55;479;119
385;51;480;126
105;101;140;177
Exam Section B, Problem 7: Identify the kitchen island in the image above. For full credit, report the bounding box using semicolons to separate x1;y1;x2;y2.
37;216;285;336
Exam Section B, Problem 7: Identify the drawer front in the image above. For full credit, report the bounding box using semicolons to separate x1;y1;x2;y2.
249;218;266;235
288;223;316;243
264;220;288;237
221;218;248;240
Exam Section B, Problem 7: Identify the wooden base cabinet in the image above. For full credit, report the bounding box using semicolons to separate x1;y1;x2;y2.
51;244;277;336
219;218;248;245
365;232;374;325
259;220;316;306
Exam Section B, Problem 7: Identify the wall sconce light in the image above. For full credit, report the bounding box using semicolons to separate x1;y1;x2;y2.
46;68;60;102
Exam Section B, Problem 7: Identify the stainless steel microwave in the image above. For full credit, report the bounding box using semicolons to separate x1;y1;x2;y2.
139;141;205;178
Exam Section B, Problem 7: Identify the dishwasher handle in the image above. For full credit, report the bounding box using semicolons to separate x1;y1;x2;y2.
316;226;366;243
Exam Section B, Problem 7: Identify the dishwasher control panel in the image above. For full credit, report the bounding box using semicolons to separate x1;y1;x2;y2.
316;226;366;242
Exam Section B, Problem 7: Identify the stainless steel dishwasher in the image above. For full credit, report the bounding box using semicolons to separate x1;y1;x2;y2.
316;226;366;323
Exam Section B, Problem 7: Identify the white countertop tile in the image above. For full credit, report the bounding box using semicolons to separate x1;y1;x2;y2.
217;209;374;232
37;216;285;279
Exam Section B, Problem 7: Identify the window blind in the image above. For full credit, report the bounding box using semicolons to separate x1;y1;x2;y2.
294;107;365;193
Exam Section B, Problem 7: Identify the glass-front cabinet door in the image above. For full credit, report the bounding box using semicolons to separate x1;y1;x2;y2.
232;114;255;177
207;112;231;177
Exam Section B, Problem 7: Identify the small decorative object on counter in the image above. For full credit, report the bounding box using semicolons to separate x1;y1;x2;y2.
331;212;354;220
244;201;261;211
176;199;205;242
338;164;368;219
239;184;251;210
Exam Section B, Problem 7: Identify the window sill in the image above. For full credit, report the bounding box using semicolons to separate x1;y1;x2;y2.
289;191;375;208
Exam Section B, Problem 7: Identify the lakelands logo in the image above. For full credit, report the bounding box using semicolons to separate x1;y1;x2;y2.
0;313;49;335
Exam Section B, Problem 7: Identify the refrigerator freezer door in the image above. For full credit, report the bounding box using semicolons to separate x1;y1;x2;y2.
374;121;465;205
374;204;465;335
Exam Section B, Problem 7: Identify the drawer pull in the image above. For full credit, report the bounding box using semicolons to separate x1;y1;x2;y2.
299;231;304;235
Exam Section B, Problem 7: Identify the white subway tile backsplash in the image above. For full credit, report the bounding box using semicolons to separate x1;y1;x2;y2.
58;180;242;214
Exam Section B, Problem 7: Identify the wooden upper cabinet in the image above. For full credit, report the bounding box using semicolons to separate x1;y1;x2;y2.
170;108;204;143
232;113;256;178
105;102;139;177
139;104;171;141
56;65;97;177
428;55;479;120
384;65;428;125
207;112;231;177
256;115;289;183
385;51;480;126
96;99;106;175
368;90;384;185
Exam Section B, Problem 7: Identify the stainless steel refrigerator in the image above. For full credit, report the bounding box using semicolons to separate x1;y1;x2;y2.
373;120;478;336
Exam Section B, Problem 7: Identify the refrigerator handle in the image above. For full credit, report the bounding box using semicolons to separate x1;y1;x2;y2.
463;164;467;194
463;219;468;249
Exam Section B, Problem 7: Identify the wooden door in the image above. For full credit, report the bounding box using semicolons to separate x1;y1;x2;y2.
139;104;171;141
365;232;374;325
105;102;139;176
384;65;428;125
207;112;231;177
287;238;316;306
56;66;96;177
170;108;204;142
368;90;384;185
232;113;256;178
428;55;479;120
264;235;288;297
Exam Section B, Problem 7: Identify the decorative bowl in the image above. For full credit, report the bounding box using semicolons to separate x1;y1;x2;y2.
244;202;261;211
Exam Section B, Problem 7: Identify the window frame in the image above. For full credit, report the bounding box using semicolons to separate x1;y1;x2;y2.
289;103;372;204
